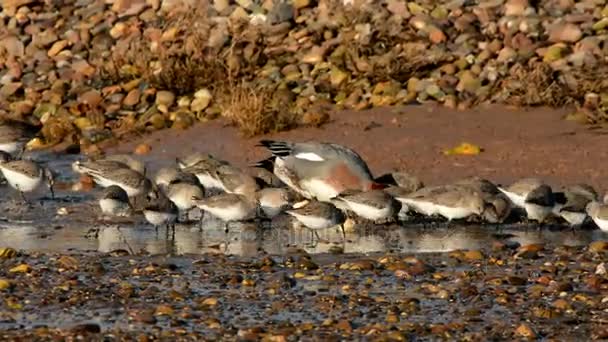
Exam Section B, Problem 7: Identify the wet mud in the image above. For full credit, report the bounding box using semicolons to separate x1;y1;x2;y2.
1;106;608;339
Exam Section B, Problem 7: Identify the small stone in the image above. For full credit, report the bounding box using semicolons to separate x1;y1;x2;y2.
155;305;174;316
387;0;409;17
73;118;94;130
428;26;447;44
134;143;152;155
213;0;229;13
407;2;426;15
9;264;31;273
230;6;249;21
593;18;608;31
79;90;102;107
543;44;566;63
48;40;69;57
457;71;481;94
330;67;349;87
201;297;219;306
110;22;129;39
123;89;141;107
302;46;326;64
0;82;22;98
515;323;537;338
71;60;96;78
57;255;79;270
0;279;12;291
2;36;25;58
497;47;517;62
589;241;608;253
505;0;528;16
463;250;484;261
235;0;252;8
156;91;175;107
171;111;195;129
548;23;582;43
191;89;212;112
293;0;311;10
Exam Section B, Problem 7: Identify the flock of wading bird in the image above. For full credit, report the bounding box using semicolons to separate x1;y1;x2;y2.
0;120;608;242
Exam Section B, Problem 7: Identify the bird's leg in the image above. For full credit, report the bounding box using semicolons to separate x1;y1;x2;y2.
19;191;30;206
170;223;176;241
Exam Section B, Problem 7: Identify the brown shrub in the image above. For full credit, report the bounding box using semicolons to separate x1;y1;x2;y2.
219;82;299;137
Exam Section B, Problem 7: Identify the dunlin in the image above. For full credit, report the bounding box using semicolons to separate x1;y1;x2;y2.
557;193;591;227
0;120;37;156
154;167;199;191
0;153;54;202
99;185;133;217
258;140;381;202
285;200;346;241
256;187;293;218
374;171;424;193
192;193;257;230
182;155;231;190
249;157;285;188
553;184;597;227
166;178;205;216
482;193;512;224
81;166;153;198
177;152;228;170
427;186;486;222
523;184;556;223
212;164;260;195
332;189;401;222
393;185;453;217
585;200;608;231
101;154;146;175
498;178;545;208
455;176;501;196
143;193;178;234
397;185;485;221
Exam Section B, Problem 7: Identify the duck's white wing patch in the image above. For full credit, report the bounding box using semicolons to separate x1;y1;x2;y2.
294;152;325;162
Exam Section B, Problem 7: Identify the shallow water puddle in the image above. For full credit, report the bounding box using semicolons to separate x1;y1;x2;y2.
0;150;606;256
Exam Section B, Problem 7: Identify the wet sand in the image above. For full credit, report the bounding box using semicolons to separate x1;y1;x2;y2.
107;104;608;191
1;106;608;338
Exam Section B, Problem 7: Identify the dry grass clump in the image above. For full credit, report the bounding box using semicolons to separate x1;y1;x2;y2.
491;62;608;123
490;62;569;107
219;82;299;137
101;2;228;95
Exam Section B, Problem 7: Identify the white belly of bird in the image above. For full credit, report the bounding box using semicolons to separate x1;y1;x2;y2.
498;188;526;208
344;200;391;221
201;203;252;222
435;204;475;221
524;203;553;222
559;210;586;226
301;179;340;202
99;198;130;217
196;173;223;190
260;204;284;218
1;168;41;192
93;177;141;197
399;199;437;216
290;213;334;230
0;142;21;154
591;216;608;231
144;210;177;226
